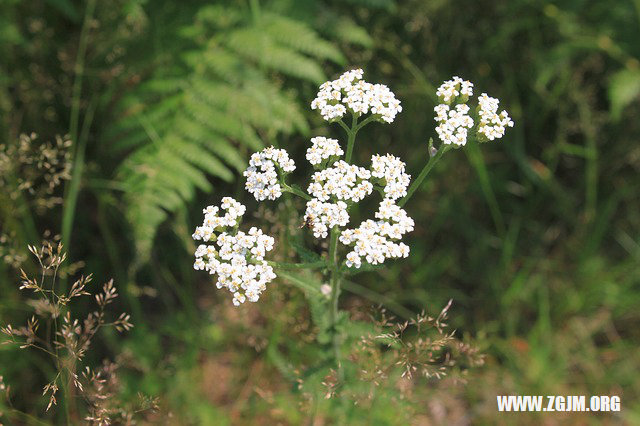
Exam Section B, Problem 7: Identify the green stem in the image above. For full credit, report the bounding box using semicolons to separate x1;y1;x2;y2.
328;226;343;379
465;142;506;236
68;0;96;143
344;114;358;163
281;182;312;201
399;143;451;207
249;0;261;23
267;260;326;270
61;0;97;266
354;115;376;133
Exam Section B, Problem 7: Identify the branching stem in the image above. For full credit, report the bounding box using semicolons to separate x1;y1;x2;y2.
400;143;451;207
281;182;312;201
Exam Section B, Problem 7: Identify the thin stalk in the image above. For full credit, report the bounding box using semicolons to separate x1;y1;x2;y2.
576;92;598;223
399;144;451;207
61;0;97;262
465;142;506;236
328;226;343;379
249;0;261;23
267;260;326;270
344;114;358;163
68;0;95;143
281;182;312;201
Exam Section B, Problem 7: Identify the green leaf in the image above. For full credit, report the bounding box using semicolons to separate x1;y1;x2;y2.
105;3;342;265
609;69;640;120
277;271;322;296
288;237;322;263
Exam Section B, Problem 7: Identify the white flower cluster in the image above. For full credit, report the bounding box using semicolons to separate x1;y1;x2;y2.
436;76;474;104
192;198;276;306
308;160;373;203
477;93;515;141
370;154;411;200
434;77;514;146
304;199;350;238
192;197;246;240
306;136;344;166
434;103;474;146
340;200;414;268
311;69;402;123
244;146;296;201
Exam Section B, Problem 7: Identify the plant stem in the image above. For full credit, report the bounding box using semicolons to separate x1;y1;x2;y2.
399;143;451;207
61;0;97;263
267;260;326;270
328;226;343;379
344;114;358;163
465;142;506;236
281;182;312;200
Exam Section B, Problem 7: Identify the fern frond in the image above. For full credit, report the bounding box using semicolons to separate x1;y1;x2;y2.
106;4;351;262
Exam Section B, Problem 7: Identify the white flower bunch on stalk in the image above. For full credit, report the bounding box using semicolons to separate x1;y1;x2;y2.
433;77;513;146
340;200;414;268
370;154;411;200
434;104;474;147
304;199;350;239
308;160;373;203
244;146;296;201
193;197;276;306
306;136;344;166
477;93;515;141
193;69;513;306
436;76;474;104
311;69;402;123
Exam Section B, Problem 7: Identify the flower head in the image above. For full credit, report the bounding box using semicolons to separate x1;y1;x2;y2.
434;103;474;146
304;198;350;239
436;76;474;104
244;147;296;201
308;160;372;203
477;93;514;141
193;198;276;306
340;200;414;268
306;136;344;166
434;77;514;146
311;69;402;123
370;154;411;200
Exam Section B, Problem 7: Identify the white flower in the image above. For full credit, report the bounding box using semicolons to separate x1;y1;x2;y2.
311;69;402;123
304;198;350;239
370;154;411;200
306;136;344;166
192;197;246;241
434;103;474;146
193;198;277;306
436;76;473;104
308;160;372;203
340;199;414;268
244;146;296;201
477;93;514;141
320;284;332;297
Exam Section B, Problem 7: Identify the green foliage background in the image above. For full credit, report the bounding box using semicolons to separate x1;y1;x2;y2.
1;0;639;423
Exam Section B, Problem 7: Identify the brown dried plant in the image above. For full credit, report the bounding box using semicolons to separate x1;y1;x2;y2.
361;301;484;380
0;133;72;212
0;242;157;424
326;301;486;406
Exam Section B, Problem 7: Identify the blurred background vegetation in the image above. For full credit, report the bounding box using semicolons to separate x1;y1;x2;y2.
1;0;639;423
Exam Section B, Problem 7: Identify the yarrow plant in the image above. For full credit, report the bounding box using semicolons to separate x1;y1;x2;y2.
193;69;513;376
433;76;514;146
192;197;276;306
